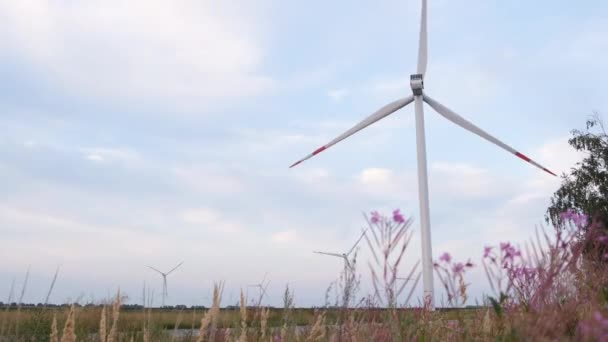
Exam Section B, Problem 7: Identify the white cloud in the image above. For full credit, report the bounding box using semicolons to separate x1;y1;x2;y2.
357;167;394;185
180;207;220;226
327;88;349;102
536;137;585;176
293;167;330;184
432;162;487;177
82;147;140;164
179;207;242;234
431;162;502;199
0;1;273;110
271;230;297;243
172;165;246;195
86;154;104;162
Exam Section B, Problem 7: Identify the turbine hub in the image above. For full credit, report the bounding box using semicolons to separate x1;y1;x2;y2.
410;74;424;96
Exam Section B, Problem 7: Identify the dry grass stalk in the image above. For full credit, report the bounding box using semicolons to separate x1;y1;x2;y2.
44;266;61;306
99;305;107;342
280;323;287;341
346;311;359;342
482;309;492;335
15;267;30;337
260;307;269;339
0;277;15;337
239;289;247;342
197;282;223;342
197;309;212;342
50;314;59;342
107;291;121;342
306;311;326;342
60;305;76;342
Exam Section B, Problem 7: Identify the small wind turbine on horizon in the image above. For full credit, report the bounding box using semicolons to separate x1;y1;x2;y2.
147;261;183;307
247;273;270;306
313;229;368;278
290;0;556;309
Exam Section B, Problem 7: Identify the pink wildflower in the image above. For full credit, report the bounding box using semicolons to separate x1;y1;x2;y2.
392;209;405;223
370;211;380;224
452;263;465;275
439;252;451;263
483;246;492;258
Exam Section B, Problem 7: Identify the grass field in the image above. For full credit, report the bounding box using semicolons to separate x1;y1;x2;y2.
0;304;483;341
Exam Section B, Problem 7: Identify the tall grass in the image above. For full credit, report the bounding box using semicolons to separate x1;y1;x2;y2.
1;208;606;341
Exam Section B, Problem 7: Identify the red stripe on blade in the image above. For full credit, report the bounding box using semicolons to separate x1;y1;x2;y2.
289;160;302;168
312;146;327;155
515;152;531;162
543;168;557;177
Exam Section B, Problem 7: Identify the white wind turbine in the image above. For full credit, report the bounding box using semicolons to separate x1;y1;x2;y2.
313;229;368;278
290;0;556;308
247;273;271;306
147;261;184;307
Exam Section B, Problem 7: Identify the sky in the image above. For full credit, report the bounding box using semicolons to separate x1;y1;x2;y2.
0;0;607;308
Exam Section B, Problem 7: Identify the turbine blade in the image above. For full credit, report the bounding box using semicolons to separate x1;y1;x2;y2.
166;261;184;275
347;227;368;256
289;96;414;168
423;94;557;176
313;251;344;258
147;266;164;275
417;0;428;75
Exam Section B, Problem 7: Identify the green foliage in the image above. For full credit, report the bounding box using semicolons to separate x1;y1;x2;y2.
487;293;508;318
547;114;608;228
17;309;53;342
488;297;502;318
601;287;608;304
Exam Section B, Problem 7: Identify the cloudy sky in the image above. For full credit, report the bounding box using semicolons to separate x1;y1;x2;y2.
0;0;606;307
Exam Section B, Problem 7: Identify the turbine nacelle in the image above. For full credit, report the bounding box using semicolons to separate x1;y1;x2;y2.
410;74;424;96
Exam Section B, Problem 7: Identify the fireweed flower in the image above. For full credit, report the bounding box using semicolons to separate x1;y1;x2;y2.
439;252;451;263
392;209;405;223
452;263;465;275
370;211;381;224
559;208;576;222
598;235;608;244
483;246;493;258
559;208;588;228
499;242;521;263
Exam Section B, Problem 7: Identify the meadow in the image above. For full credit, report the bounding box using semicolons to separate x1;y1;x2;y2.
1;209;607;341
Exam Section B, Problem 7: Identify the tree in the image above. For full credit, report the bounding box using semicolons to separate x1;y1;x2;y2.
546;114;608;229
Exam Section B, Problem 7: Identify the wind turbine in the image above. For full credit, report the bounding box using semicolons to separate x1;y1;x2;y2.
290;0;556;308
247;273;270;307
313;228;368;278
147;261;183;307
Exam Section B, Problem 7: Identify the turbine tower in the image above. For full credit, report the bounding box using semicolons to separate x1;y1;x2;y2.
290;0;556;309
147;261;183;307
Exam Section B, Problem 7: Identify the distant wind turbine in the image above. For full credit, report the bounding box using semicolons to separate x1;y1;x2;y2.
247;273;270;306
147;262;183;307
290;0;556;308
313;229;368;278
